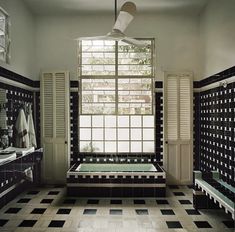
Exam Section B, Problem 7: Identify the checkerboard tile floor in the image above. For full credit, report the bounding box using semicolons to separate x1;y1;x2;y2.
0;185;234;232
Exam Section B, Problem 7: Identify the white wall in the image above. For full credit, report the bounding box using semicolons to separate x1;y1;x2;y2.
35;12;200;80
0;0;36;80
199;0;235;79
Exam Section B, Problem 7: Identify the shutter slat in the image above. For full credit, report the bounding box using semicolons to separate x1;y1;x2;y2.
43;73;53;137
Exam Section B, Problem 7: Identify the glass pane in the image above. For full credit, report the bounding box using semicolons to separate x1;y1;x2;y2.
92;128;103;140
92;115;103;127
130;116;141;127
143;141;154;152
143;115;154;127
118;78;152;91
105;142;116;152
82;79;115;90
131;142;142;152
105;128;116;140
118;142;129;152
80;141;92;152
117;116;129;127
81;40;115;76
92;141;103;152
118;128;129;140
131;128;141;140
118;41;152;76
105;116;116;127
80;128;91;140
143;129;154;140
82;103;115;114
79;115;91;127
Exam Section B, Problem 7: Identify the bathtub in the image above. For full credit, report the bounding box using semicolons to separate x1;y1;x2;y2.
67;162;166;197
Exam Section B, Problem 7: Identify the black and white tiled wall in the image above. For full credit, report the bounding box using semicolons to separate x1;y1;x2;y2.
194;66;235;187
155;81;164;165
0;68;39;147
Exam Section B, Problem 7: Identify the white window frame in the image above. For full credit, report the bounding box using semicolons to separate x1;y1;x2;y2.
0;7;10;63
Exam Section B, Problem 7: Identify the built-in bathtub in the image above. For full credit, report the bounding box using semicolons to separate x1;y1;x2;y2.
67;162;166;197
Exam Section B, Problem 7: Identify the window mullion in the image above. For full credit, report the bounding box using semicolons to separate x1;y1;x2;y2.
115;41;118;115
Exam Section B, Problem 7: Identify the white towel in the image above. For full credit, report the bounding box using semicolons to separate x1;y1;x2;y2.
15;108;29;148
27;108;37;148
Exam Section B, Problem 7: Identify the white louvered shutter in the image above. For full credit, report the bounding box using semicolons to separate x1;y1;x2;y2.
165;72;193;185
41;71;70;184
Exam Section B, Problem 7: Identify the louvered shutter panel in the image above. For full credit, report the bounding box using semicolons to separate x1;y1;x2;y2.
55;72;66;138
180;78;191;140
43;73;53;138
167;76;178;140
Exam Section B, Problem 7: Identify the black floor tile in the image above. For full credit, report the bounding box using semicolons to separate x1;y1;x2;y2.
27;190;40;195
31;208;47;214
18;220;37;227
0;219;8;227
168;185;179;189
222;220;235;228
48;191;60;195
87;199;99;204
156;199;169;204
166;221;183;229
63;199;76;204
57;208;71;214
194;221;212;228
48;220;65;228
110;200;122;204
54;184;64;188
135;209;148;215
173;192;185;196
161;209;175;215
5;208;21;214
17;198;31;203
179;200;192;204
185;209;201;215
83;209;97;215
134;200;145;204
110;209;122;215
40;199;53;204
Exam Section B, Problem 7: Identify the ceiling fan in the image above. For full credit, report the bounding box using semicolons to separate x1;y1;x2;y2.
77;0;149;48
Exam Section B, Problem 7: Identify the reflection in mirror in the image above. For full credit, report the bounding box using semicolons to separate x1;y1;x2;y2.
0;89;7;129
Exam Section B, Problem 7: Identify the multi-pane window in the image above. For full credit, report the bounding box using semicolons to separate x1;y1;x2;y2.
79;115;155;153
0;8;9;63
79;39;155;153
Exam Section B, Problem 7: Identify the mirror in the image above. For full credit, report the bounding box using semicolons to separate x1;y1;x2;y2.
0;88;7;130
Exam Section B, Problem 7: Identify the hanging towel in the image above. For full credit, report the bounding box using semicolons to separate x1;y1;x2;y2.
15;108;29;148
27;107;37;148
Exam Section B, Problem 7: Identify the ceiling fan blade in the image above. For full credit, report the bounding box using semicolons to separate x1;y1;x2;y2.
75;35;110;41
122;37;150;48
113;2;136;33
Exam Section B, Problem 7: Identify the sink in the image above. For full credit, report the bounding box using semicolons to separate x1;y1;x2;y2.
4;147;35;156
0;151;16;165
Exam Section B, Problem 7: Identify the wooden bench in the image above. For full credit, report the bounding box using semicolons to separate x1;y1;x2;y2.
193;171;235;220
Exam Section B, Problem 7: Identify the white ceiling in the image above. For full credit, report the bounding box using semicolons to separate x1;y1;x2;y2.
24;0;209;15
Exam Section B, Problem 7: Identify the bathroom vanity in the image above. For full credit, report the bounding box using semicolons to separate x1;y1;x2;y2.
0;148;43;208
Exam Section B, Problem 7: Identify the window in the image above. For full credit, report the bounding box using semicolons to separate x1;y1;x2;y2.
79;39;155;153
0;7;9;63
